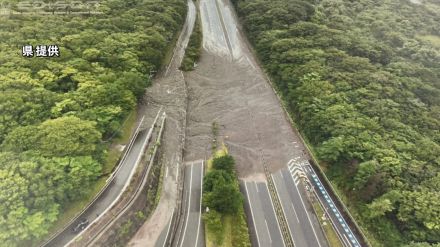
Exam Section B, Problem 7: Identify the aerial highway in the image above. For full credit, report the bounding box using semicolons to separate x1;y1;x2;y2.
175;160;205;247
272;159;328;247
303;162;362;247
188;0;340;246
242;181;285;247
41;114;158;247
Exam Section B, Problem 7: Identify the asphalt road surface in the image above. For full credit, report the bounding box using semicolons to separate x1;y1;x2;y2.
242;181;285;247
154;215;173;247
44;128;151;247
177;161;205;247
272;162;328;247
303;163;361;247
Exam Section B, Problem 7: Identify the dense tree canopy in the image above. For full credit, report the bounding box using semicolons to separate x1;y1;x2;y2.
234;0;440;246
203;156;243;215
0;0;186;245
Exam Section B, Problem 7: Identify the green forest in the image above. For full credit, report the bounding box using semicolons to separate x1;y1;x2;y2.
233;0;440;246
0;0;185;245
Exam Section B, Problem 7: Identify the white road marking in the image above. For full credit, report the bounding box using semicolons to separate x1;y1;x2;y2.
165;167;169;178
288;171;322;247
310;171;356;247
271;173;296;246
244;182;261;247
194;162;204;247
176;164;179;182
162;209;174;247
265;183;286;247
179;164;193;247
287;159;295;168
255;181;259;193
265;220;272;243
291;203;300;223
343;233;352;247
63;117;150;247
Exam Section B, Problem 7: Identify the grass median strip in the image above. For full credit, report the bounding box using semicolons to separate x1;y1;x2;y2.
203;145;251;247
312;201;343;247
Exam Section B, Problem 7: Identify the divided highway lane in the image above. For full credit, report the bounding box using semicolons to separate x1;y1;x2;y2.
272;167;328;247
177;160;205;247
303;163;361;247
43;116;154;247
242;181;285;247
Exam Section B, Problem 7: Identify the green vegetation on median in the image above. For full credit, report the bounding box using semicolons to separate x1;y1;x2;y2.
181;2;203;71
203;146;251;247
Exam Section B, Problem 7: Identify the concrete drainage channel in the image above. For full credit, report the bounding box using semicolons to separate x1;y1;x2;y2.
68;110;166;247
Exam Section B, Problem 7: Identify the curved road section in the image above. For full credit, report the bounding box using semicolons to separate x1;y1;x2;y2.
42;118;153;247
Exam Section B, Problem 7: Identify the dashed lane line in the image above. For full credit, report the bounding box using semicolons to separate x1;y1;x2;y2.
288;170;323;247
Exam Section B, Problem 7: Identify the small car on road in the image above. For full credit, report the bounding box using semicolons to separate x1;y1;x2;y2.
72;218;89;233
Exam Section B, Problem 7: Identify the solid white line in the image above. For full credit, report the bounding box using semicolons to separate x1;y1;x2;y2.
255;181;259;192
65;117;150;245
244;182;261;247
291;203;300;223
343;234;351;247
265;220;272;243
176;164;179;182
162;209;175;247
180;164;193;247
271;174;295;246
194;161;204;247
63;111;163;247
265;183;286;247
289;171;322;247
311;177;351;247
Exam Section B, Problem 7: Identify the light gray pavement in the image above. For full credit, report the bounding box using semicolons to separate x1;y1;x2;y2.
154;217;172;247
177;161;205;247
242;181;285;247
272;165;328;247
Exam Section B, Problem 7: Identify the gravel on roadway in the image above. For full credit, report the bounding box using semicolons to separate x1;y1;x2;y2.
127;0;196;246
